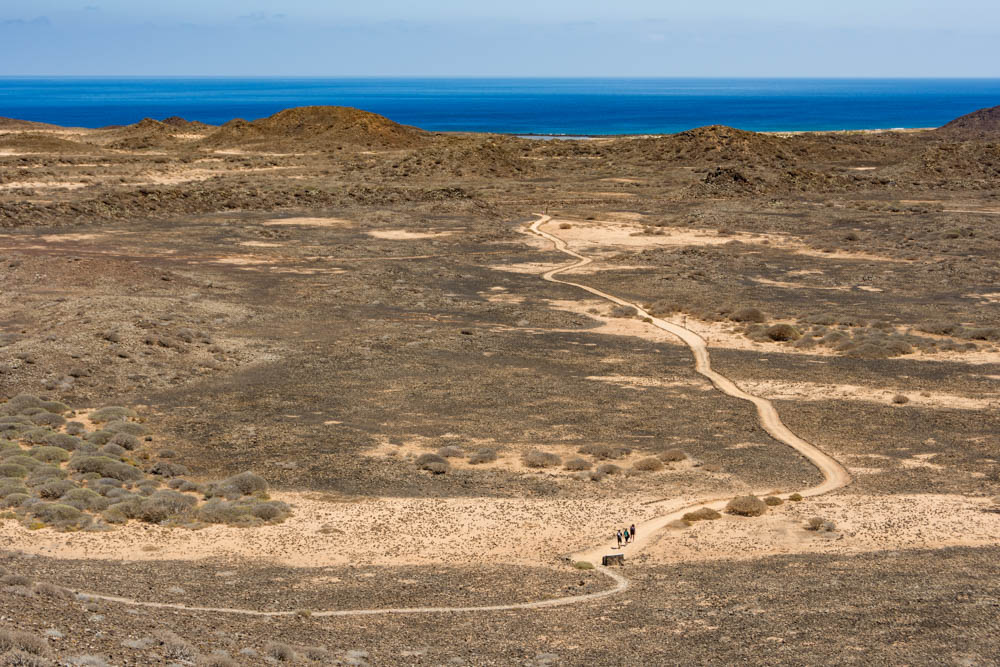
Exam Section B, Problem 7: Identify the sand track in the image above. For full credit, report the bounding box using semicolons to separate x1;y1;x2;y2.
77;214;849;617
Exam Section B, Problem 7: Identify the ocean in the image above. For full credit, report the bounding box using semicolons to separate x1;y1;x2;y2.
2;78;999;135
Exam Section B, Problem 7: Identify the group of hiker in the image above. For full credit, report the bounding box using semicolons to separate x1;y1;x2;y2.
615;524;636;548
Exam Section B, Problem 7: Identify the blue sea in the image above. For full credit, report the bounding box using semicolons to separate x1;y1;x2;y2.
2;78;999;135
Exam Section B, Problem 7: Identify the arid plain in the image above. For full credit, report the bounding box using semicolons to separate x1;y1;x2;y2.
1;106;999;665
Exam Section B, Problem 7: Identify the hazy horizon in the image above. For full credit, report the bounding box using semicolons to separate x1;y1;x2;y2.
2;0;999;77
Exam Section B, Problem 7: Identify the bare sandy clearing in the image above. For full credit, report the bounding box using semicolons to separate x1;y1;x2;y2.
641;494;1000;564
367;229;455;240
739;379;999;410
262;217;353;227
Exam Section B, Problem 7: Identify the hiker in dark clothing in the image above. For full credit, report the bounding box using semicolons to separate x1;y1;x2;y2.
623;527;630;544
616;530;623;548
630;524;636;541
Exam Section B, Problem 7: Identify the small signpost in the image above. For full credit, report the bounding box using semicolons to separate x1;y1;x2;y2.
602;554;625;567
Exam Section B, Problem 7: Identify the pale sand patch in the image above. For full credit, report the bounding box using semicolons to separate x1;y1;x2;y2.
737;380;998;411
0;181;89;190
544;218;910;263
364;437;696;478
262;217;352;227
752;277;849;291
238;241;284;248
969;292;1000;304
600;178;645;184
210;256;276;266
642;494;1000;564
0;491;670;567
481;290;526;305
585;375;708;391
849;167;877;171
40;233;102;242
542;298;686;346
367;230;455;240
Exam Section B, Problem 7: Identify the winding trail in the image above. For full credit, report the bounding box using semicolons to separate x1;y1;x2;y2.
77;214;849;617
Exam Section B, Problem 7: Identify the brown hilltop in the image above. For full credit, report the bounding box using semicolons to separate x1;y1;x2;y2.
201;106;428;150
936;105;1000;138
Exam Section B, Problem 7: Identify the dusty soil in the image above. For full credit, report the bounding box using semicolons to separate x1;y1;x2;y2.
1;104;999;665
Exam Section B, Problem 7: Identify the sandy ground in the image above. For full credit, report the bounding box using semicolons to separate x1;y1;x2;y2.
0;491;666;568
739;379;999;410
641;493;1000;564
367;230;454;240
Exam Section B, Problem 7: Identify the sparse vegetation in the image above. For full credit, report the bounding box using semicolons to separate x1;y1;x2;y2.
892;394;910;405
572;560;595;570
764;496;784;506
660;449;687;462
789;493;803;502
765;323;801;342
806;517;836;532
563;457;592;471
468;448;497;465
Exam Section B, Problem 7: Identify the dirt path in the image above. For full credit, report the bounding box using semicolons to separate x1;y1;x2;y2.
526;215;851;564
77;214;849;617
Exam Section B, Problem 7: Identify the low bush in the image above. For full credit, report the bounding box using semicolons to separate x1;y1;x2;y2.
632;457;664;472
265;642;296;663
468;448;497;465
155;630;197;662
563;457;592;471
61;488;109;512
682;507;722;522
436;446;464;458
84;431;113;446
26;465;67;485
68;456;143;482
30;502;89;528
1;493;29;508
522;450;561;468
29;412;65;428
609;304;638;318
596;463;621;476
892;394;910;405
764;496;784;506
806;517;836;532
0;629;51;657
578;443;628;460
99;444;126;459
660;449;687;462
138;490;197;523
28;446;70;464
4;456;39;471
0;480;28;497
64;422;86;436
218;471;268;497
572;560;595;570
42;433;81;451
108;432;140;451
149;462;189;478
105;421;147;437
725;495;767;517
33;581;73;600
35;480;75;499
765;324;801;342
0;464;28;479
788;493;803;502
89;406;136;423
731;307;766;323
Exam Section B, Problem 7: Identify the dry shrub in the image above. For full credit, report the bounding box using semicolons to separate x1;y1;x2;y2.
467;448;497;465
138;490;197;523
558;222;572;229
415;453;450;473
68;456;143;482
632;457;664;472
765;324;801;342
88;407;136;423
216;471;268;497
33;582;72;600
788;493;803;502
66;656;110;667
731;307;766;323
660;449;687;462
0;463;28;479
563;457;592;471
891;394;910;405
0;574;32;587
30;502;87;525
197;654;238;667
764;496;784;506
578;443;628;460
436;446;464;458
572;561;595;570
29;446;70;464
682;507;722;522
806;517;836;532
35;480;75;499
155;630;197;661
61;488;108;511
64;422;86;436
107;432;139;451
265;642;296;662
0;650;54;666
103;421;147;437
522;450;561;469
725;495;767;517
596;463;621;476
0;629;50;657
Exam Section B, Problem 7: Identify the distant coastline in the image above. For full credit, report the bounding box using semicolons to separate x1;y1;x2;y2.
1;77;998;135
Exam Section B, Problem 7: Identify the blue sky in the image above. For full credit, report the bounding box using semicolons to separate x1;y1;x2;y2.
2;1;999;76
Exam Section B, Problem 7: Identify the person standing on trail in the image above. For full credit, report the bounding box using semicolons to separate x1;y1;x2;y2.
630;524;636;541
623;527;630;544
616;530;623;548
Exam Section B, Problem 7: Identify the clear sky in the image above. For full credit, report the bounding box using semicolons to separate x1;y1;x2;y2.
2;1;999;76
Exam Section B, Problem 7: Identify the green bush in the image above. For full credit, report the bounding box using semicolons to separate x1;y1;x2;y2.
29;412;65;428
29;446;70;464
43;433;82;450
764;496;784;506
103;420;147;436
725;495;768;517
84;430;113;446
138;490;197;523
572;561;595;570
61;488;109;511
68;456;143;482
3;456;39;471
788;492;803;502
0;493;29;508
35;480;76;499
21;428;53;445
219;471;268;497
25;465;67;485
1;394;44;414
0;463;28;479
65;421;86;436
0;480;28;497
30;502;88;526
